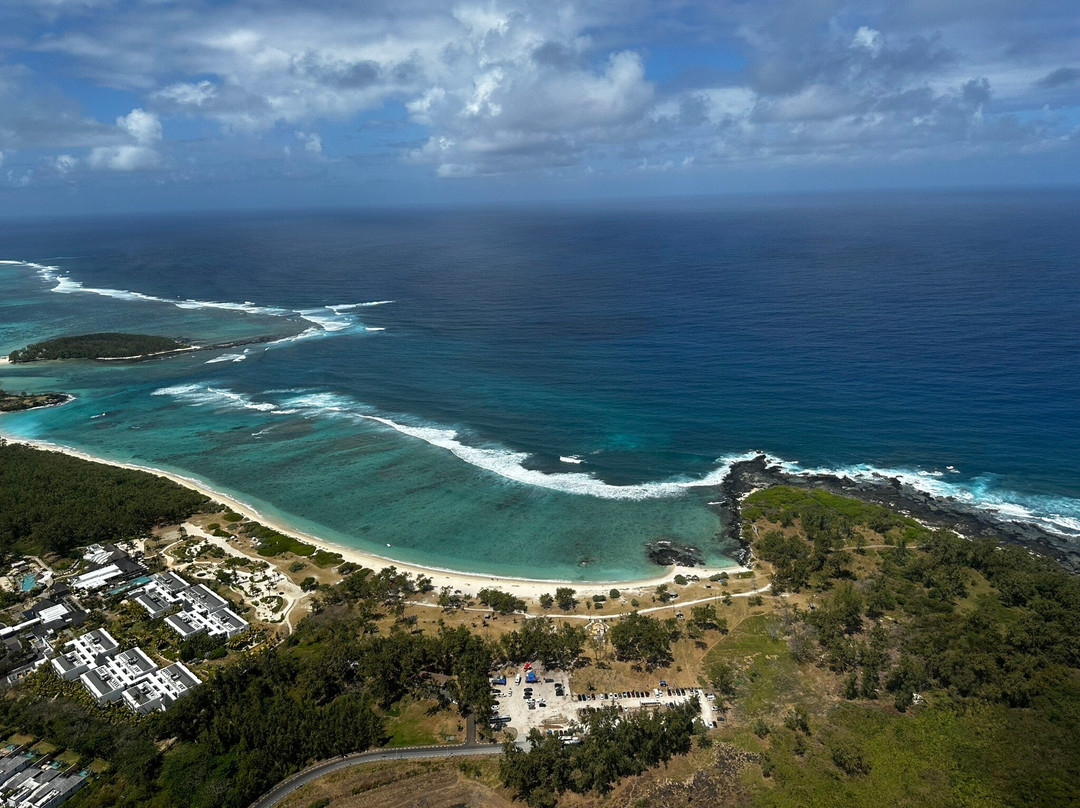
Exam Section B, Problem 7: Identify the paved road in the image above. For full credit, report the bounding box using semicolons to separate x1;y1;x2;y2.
248;737;519;808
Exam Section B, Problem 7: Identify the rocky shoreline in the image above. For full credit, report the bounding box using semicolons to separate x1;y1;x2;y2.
710;454;1079;574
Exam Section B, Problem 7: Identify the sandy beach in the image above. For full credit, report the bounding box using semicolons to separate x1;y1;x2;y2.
0;429;747;600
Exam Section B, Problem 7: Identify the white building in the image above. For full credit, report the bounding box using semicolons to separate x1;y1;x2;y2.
134;573;249;642
152;571;191;597
1;766;85;808
50;629;118;680
177;584;229;615
129;590;173;620
79;647;158;705
69;564;124;592
121;663;201;714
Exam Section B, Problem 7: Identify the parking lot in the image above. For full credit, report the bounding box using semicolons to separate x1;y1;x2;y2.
489;667;576;738
490;667;720;740
571;685;720;727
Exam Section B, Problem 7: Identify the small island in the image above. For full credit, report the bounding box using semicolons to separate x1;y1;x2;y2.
0;388;71;412
7;332;189;363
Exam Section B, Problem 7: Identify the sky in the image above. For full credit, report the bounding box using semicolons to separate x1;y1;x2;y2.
0;0;1078;215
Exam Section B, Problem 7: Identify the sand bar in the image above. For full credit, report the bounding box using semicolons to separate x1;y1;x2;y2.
0;429;747;599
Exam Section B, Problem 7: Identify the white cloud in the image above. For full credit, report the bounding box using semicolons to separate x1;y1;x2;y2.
297;131;322;155
88;144;160;171
852;26;883;57
117;108;161;144
88;108;162;171
53;153;76;173
3;0;1078;184
154;80;217;108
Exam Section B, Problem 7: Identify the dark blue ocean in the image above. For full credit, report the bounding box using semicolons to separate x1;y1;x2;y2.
1;189;1078;579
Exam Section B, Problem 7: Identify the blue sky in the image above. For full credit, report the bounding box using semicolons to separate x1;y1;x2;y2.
1;0;1078;215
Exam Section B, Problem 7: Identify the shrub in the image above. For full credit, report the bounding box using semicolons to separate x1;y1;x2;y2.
609;589;621;600
829;736;871;776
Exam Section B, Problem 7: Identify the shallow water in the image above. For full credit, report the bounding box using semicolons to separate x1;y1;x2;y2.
1;190;1078;578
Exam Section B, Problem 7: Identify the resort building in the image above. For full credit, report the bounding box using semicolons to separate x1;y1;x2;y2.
50;629;118;680
147;571;190;599
79;647;158;705
164;606;247;639
121;663;200;714
0;766;85;808
129;589;173;620
132;573;249;642
81;544;124;566
177;584;229;615
69;558;143;593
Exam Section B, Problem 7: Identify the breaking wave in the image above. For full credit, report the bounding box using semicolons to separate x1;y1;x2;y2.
145;382;1080;535
2;260;388;346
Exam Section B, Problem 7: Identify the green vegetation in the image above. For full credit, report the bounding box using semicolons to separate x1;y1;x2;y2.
0;440;210;559
0;568;494;808
499;701;699;806
0;389;69;413
245;522;342;567
554;587;577;611
498;617;587;669
8;332;186;363
608;612;676;667
477;587;527;614
722;485;1080;806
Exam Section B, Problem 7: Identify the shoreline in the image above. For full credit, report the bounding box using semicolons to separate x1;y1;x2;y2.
0;428;747;598
719;455;1080;574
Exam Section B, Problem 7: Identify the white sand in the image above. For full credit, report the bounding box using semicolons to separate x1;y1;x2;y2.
0;430;747;599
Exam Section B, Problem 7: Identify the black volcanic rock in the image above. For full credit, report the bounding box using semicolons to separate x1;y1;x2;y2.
707;454;1079;575
645;540;704;567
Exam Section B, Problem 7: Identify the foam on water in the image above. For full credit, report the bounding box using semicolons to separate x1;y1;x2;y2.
770;457;1080;538
147;381;1080;535
2;260;383;345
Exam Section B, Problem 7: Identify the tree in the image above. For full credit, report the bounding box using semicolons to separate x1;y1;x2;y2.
689;604;726;634
705;659;737;699
654;584;675;603
538;593;554;609
608;613;674;666
555;588;577;611
438;586;467;611
478;587;526;614
609;589;621;600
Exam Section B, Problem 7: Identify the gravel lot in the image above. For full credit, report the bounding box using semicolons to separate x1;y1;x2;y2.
491;667;719;740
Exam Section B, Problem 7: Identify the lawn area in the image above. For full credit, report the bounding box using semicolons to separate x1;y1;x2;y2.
381;699;463;747
55;749;81;768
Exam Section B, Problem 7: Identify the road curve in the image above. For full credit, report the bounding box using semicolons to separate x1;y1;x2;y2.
248;742;511;808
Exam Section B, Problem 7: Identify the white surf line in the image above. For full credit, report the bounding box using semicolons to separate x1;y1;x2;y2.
1;258;386;342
